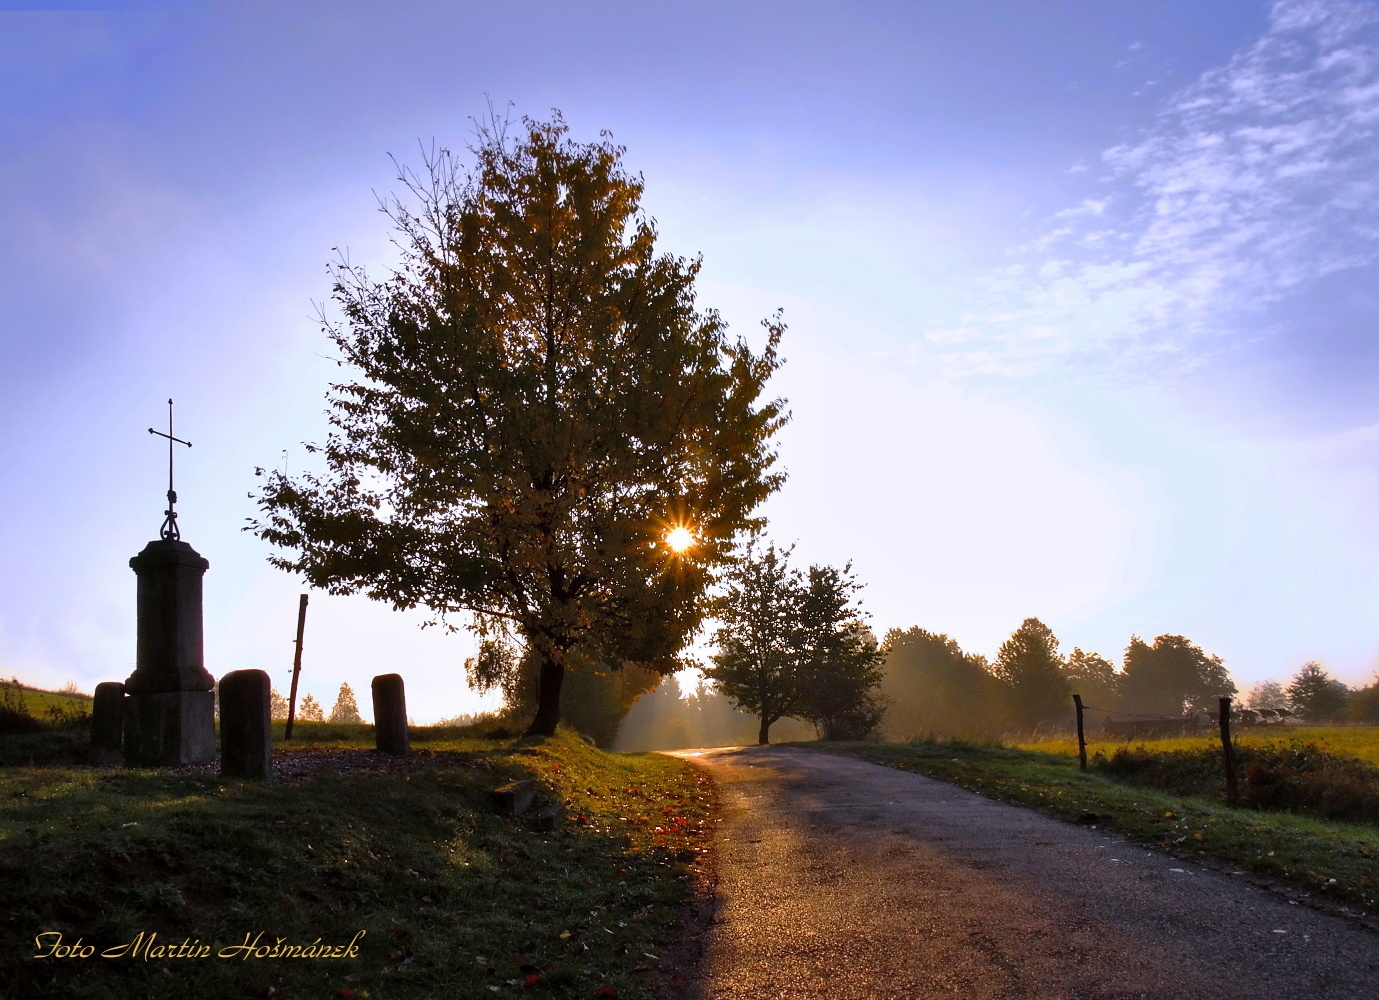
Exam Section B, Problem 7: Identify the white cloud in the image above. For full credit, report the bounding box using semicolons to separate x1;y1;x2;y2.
922;0;1379;380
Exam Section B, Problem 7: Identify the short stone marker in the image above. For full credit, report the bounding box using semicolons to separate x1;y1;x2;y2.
89;682;125;767
492;779;537;815
219;669;272;780
371;673;409;756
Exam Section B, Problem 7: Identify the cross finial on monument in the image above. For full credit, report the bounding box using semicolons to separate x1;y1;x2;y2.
148;398;192;540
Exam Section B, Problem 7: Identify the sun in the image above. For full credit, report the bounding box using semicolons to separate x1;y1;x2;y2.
664;526;695;553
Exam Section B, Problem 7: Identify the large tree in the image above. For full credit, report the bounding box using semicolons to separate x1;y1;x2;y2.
878;627;1000;739
251;114;787;735
1120;634;1235;715
991;617;1069;731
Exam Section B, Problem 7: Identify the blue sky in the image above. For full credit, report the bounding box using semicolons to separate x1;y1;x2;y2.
3;0;1378;720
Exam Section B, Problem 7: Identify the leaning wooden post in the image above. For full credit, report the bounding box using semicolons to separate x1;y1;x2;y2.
1073;694;1087;771
1218;696;1238;808
284;594;308;740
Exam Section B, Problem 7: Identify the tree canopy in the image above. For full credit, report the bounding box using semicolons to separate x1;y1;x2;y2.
878;627;999;739
991;617;1069;731
1063;647;1120;712
1286;661;1349;721
794;564;885;741
1119;634;1235;715
251;113;788;735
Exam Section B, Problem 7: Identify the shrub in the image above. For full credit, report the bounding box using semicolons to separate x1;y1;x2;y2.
1094;740;1379;825
0;685;41;734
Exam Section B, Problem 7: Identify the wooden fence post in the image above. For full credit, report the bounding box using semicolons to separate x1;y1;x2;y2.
1218;696;1238;808
1073;694;1087;771
284;594;308;740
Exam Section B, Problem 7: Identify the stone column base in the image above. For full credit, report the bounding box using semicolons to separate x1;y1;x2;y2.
123;690;215;766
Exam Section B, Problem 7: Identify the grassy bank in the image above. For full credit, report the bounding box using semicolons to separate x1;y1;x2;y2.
1;727;710;999
0;682;92;719
810;738;1379;918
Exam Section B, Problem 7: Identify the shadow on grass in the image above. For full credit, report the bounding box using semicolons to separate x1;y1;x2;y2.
2;730;706;1000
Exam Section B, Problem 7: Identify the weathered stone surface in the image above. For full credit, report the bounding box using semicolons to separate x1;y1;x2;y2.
371;673;409;756
492;779;536;815
89;682;125;767
121;537;215;767
122;689;215;766
125;538;214;694
530;801;565;831
219;669;272;780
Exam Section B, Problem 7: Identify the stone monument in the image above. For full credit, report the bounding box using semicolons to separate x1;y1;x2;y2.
122;400;216;766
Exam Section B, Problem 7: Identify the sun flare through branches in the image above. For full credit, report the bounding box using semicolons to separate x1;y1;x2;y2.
664;526;696;554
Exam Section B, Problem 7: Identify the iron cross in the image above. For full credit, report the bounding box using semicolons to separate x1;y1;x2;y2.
148;398;192;540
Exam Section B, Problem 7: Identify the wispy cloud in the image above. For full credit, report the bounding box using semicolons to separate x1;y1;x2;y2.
928;0;1379;379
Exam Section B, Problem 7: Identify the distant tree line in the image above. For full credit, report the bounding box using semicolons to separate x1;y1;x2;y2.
883;622;1239;737
881;620;1379;739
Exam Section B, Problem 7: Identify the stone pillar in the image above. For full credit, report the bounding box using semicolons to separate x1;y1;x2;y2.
123;538;215;766
219;669;272;780
372;673;409;756
89;682;125;767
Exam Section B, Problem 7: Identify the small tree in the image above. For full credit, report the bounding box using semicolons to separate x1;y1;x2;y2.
1243;679;1289;710
1286;661;1349;721
251;112;787;736
706;540;879;744
795;564;885;741
297;693;325;722
269;687;290;720
706;540;807;745
329;683;363;724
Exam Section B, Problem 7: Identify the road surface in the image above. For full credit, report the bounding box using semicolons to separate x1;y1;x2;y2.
667;745;1379;1000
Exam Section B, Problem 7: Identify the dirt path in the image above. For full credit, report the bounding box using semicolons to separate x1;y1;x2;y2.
668;745;1378;1000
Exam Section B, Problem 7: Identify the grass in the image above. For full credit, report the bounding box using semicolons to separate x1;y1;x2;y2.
1;725;710;1000
0;682;92;719
1018;725;1379;768
807;736;1379;919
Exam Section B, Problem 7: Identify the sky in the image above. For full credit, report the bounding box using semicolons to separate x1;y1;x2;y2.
3;0;1379;721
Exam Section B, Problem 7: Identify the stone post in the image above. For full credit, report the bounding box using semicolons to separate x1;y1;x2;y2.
372;673;409;756
123;538;215;765
219;669;272;780
89;682;125;767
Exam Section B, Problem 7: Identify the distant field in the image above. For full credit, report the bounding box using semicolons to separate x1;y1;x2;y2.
1019;725;1379;767
1;683;92;718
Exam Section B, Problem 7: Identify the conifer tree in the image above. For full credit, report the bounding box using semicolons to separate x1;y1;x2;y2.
329;683;363;724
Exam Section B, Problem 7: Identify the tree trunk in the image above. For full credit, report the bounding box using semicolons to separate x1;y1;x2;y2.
758;717;771;745
525;656;565;737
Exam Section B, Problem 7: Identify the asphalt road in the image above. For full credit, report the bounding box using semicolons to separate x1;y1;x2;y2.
668;745;1379;1000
